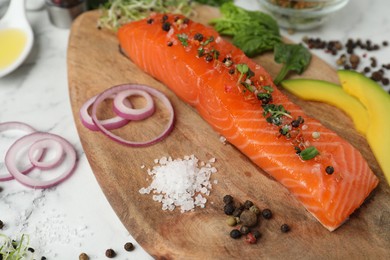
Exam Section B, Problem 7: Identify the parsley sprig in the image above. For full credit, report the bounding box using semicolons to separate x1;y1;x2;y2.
262;104;292;126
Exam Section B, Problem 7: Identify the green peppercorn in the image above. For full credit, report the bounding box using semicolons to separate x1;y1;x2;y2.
281;224;291;233
224;203;235;215
226;216;237;226
223;195;233;204
239;225;250;235
249;205;260;215
230;229;242;239
261;209;273;219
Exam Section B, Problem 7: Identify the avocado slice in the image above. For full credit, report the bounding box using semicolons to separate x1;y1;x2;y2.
338;70;390;185
280;78;369;135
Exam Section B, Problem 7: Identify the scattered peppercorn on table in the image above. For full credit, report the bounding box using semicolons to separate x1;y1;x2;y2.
1;0;390;259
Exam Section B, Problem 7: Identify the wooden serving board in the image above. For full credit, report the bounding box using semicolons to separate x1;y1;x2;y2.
67;6;390;259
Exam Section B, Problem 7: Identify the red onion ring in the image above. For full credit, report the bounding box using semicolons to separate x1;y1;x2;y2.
79;94;130;131
113;89;155;120
5;132;77;189
28;138;65;170
0;121;43;181
91;84;175;147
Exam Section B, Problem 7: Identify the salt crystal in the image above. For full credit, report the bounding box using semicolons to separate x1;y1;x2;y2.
139;155;218;212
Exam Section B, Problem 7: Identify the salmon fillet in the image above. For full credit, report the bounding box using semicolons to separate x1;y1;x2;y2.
118;14;379;231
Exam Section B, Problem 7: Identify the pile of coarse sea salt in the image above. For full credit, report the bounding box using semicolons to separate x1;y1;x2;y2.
139;155;218;213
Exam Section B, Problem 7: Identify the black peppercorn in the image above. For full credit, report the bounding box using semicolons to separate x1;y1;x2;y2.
261;209;273;219
281;224;291;233
228;68;235;74
223;195;233;204
162;14;168;22
124;242;135;251
224;203;235;215
205;54;213;62
230;229;242;239
193;33;204;42
167;41;173;47
146;18;154;24
41;257;47;260
243;200;254;209
27;247;35;253
0;220;4;229
252;230;262;239
240;225;250;235
325;166;334;175
232;207;243;217
162;22;171;32
105;248;116;258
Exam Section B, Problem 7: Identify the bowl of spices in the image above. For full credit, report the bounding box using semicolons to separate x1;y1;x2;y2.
258;0;349;30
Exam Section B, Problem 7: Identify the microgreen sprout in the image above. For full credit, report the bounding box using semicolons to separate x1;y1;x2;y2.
177;33;189;47
0;233;32;259
262;104;292;126
236;64;254;86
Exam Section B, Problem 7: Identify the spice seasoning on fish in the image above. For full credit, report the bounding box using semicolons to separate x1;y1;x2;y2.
162;22;171;32
325;166;335;175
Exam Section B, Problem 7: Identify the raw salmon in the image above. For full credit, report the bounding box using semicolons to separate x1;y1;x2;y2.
118;14;379;231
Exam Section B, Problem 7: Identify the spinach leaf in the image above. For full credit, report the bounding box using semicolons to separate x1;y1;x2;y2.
233;27;282;57
194;0;233;7
273;43;312;85
210;2;281;56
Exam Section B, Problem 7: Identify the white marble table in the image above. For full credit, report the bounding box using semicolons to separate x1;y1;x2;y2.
0;0;389;259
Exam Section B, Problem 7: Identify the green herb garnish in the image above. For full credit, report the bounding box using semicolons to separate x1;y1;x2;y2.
197;47;205;57
194;0;233;7
299;146;319;160
177;33;189;47
98;0;195;30
262;104;292;126
236;64;254;86
202;36;215;46
273;43;312;85
210;2;281;57
1;233;32;259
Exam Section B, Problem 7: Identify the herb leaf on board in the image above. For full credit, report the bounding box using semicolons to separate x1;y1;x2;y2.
273;43;312;85
210;2;281;56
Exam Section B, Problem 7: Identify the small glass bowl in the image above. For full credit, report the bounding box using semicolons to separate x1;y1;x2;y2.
258;0;349;30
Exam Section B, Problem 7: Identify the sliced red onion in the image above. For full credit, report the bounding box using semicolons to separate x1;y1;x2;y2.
91;84;175;147
28;138;65;170
5;132;77;189
79;94;130;131
0;121;42;181
113;89;155;120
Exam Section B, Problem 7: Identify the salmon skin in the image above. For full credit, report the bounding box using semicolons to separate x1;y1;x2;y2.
118;14;379;231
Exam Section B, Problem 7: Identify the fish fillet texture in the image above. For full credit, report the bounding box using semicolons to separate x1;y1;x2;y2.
118;14;378;231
